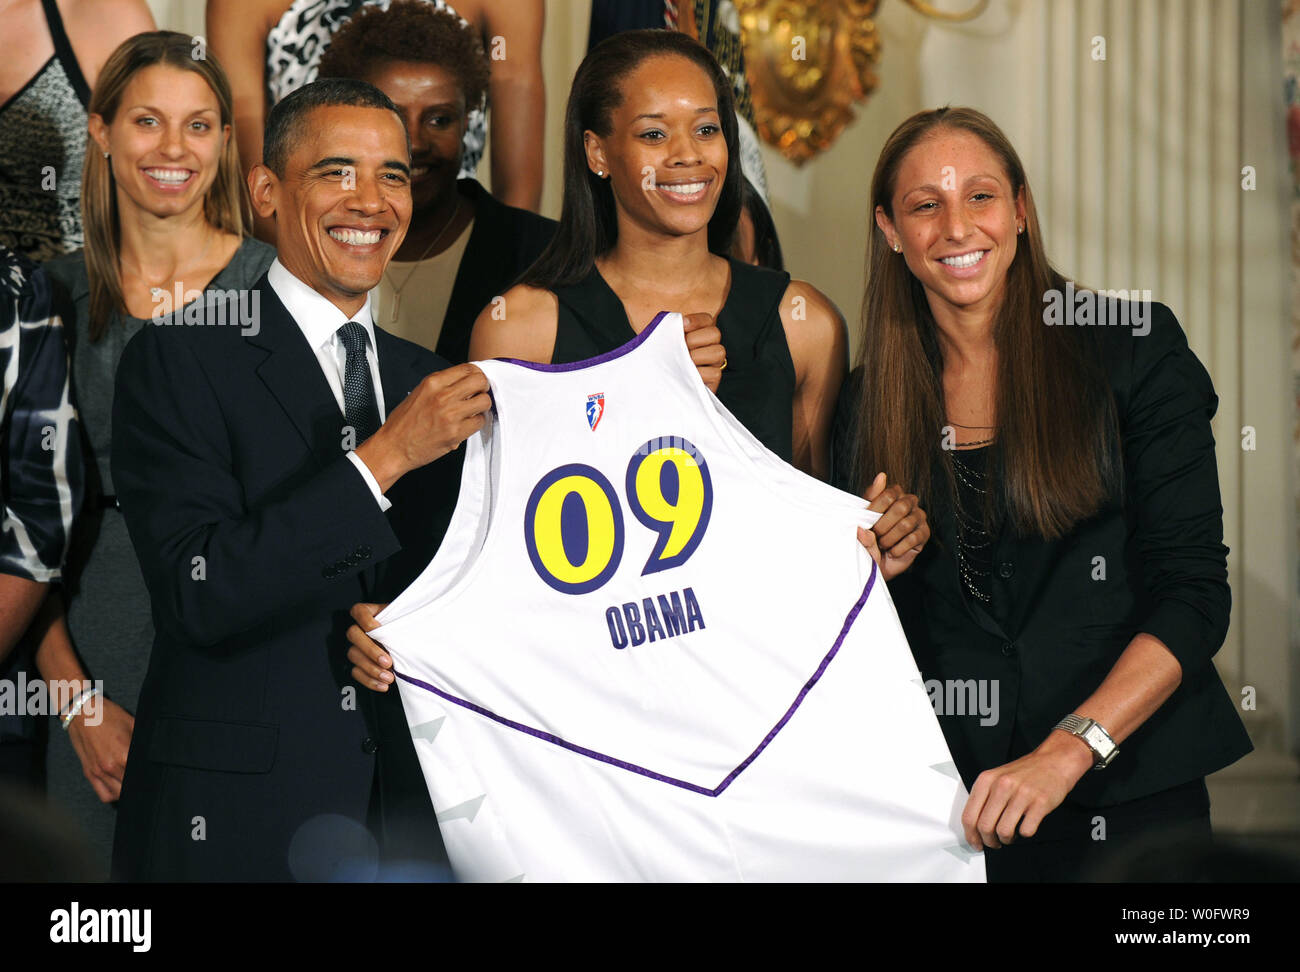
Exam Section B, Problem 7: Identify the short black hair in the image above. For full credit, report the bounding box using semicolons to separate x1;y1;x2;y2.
263;78;406;176
317;0;490;111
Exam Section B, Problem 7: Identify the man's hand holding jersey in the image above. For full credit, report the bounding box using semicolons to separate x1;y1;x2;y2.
354;363;493;492
347;602;393;692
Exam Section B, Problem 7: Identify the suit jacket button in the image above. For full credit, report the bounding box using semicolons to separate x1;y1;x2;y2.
361;736;379;755
1001;642;1017;657
998;561;1015;578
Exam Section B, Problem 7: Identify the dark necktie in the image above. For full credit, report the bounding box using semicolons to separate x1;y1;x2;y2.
337;321;381;445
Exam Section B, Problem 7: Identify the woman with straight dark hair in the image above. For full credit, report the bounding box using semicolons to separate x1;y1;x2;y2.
471;30;868;490
834;106;1252;881
34;31;274;878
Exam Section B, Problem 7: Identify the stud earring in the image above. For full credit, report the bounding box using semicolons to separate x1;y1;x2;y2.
893;242;901;253
596;169;604;178
102;151;110;159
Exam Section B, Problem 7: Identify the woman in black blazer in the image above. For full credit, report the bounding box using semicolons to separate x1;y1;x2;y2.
833;107;1251;882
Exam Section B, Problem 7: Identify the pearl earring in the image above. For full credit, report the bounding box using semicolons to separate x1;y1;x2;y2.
103;151;110;159
893;243;901;253
596;169;604;178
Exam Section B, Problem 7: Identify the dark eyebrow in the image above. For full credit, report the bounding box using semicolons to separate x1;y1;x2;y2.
631;107;719;122
308;157;410;175
309;156;356;171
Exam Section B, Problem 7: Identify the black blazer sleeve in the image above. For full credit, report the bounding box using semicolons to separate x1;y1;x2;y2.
111;322;401;650
1120;303;1230;677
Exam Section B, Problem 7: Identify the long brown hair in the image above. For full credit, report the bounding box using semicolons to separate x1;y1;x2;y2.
82;31;248;339
848;107;1118;540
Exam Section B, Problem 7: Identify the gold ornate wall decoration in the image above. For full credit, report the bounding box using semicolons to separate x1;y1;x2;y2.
735;0;988;166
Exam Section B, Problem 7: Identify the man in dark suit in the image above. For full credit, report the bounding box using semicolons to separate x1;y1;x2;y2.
109;79;490;881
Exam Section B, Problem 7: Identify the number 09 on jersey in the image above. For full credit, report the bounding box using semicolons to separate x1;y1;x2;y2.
523;436;713;648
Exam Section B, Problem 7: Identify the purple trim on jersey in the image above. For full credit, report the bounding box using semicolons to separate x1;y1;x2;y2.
495;311;670;372
713;560;878;794
395;560;879;798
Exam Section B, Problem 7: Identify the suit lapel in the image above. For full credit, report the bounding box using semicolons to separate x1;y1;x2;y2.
244;278;438;600
244;276;349;469
375;324;431;413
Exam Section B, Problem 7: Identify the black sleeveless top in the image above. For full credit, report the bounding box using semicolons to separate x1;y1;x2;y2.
551;258;797;461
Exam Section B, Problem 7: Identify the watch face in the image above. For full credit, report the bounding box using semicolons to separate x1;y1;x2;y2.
1083;724;1111;753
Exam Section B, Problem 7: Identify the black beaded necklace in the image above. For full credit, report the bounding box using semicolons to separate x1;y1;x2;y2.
947;423;998;605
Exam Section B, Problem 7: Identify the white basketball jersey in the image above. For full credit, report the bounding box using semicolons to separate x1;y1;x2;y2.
372;312;984;882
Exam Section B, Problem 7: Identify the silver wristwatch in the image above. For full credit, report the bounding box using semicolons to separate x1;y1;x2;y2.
1054;714;1119;770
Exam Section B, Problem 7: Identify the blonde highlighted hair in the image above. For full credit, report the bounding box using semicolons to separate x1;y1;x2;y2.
82;31;248;339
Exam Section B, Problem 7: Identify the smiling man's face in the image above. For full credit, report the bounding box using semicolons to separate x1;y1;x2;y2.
252;103;412;316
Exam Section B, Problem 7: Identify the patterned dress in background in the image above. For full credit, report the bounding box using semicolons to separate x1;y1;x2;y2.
691;0;769;203
0;246;84;785
265;0;485;179
0;0;92;263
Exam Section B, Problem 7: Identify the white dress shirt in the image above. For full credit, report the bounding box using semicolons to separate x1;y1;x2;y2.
267;258;392;511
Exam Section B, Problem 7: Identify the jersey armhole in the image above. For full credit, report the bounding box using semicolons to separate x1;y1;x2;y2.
654;311;878;529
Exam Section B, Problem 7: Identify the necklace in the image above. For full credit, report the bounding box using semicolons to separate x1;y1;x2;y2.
947;414;995;448
385;197;463;324
949;445;998;604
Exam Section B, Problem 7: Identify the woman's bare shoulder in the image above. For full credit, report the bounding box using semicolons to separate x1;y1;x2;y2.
63;0;157;87
468;283;558;363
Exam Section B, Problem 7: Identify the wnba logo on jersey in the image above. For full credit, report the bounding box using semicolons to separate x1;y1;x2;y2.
586;393;605;431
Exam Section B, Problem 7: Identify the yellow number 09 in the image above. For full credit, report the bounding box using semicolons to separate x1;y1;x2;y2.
626;438;713;575
523;437;713;595
524;465;624;595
